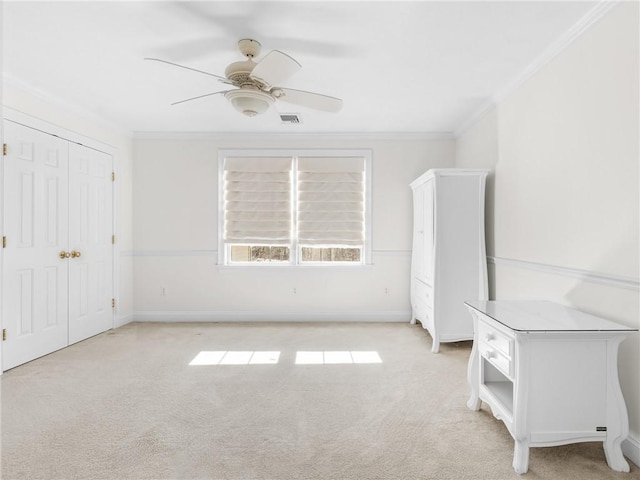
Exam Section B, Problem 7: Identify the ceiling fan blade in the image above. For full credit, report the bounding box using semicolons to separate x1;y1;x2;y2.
249;51;301;87
144;57;233;84
171;90;232;106
275;88;343;113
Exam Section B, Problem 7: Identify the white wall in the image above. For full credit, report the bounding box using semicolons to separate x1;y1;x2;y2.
2;82;135;326
456;2;640;462
132;135;454;320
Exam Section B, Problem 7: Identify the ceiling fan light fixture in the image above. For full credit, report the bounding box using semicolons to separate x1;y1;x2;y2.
224;89;275;117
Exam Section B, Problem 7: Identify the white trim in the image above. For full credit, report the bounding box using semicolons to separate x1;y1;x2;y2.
3;75;132;138
216;264;374;273
133;310;410;323
373;250;412;257
454;0;620;138
124;249;410;258
115;313;134;329
128;250;217;257
0;0;4;375
133;131;454;141
3;107;118;154
493;0;619;106
623;435;640;468
453;99;497;139
488;256;639;291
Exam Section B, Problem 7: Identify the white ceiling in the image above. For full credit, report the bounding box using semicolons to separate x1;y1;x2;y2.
3;1;600;135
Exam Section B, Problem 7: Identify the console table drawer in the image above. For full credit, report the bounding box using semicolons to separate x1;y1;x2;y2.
478;321;513;358
480;343;512;378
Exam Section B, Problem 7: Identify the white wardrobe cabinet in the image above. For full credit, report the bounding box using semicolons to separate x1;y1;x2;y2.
410;169;489;353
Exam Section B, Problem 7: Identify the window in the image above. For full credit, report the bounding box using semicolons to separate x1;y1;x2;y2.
219;150;371;266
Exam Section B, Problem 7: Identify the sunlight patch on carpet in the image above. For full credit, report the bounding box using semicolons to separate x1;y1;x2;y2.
295;351;382;365
189;351;281;365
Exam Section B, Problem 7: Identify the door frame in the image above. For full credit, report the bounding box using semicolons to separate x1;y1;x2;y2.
0;107;121;373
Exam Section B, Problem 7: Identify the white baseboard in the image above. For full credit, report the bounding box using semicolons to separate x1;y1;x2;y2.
114;313;134;328
132;310;411;323
623;435;640;468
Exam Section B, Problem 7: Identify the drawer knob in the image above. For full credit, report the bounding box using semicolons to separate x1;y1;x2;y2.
483;350;494;359
485;333;494;341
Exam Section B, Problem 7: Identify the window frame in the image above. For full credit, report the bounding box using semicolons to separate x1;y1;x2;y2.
218;149;373;268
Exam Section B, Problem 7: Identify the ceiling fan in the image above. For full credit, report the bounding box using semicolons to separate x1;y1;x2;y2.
145;39;343;117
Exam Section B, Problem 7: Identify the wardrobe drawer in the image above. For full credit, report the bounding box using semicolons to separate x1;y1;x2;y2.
415;280;433;307
415;301;434;331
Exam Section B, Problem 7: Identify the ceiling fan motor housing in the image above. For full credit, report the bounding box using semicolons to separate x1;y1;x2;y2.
224;88;275;117
225;59;259;86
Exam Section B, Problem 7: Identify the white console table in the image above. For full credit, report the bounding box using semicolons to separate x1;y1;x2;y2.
465;300;636;474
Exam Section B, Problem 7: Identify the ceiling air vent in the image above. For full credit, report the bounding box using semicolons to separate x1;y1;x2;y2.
280;113;302;124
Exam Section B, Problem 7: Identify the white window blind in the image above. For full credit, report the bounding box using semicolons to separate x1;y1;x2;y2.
224;157;293;244
297;157;365;246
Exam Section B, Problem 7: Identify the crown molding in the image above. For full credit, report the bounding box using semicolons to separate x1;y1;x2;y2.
492;0;620;105
454;0;620;138
131;131;455;141
2;74;133;139
3;107;121;155
453;99;498;139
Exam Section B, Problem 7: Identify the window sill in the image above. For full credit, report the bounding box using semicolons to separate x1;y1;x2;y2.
216;263;374;273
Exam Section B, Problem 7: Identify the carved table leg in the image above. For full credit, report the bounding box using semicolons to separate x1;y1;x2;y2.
431;334;440;353
604;436;630;472
603;336;630;472
466;315;480;411
513;439;530;474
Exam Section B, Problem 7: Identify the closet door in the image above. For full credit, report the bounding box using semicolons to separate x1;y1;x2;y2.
2;121;70;370
68;143;113;344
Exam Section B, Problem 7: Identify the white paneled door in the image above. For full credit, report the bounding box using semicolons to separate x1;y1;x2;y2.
68;143;113;344
2;121;70;369
2;120;114;370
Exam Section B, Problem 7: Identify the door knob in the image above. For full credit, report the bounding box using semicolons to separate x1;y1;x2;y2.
71;250;82;258
59;251;70;259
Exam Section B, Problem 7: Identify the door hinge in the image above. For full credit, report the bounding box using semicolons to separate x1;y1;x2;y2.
112;298;116;309
111;171;115;182
3;143;7;156
2;329;6;341
112;234;116;245
2;236;6;248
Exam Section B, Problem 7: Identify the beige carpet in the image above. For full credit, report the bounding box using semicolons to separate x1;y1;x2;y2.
1;322;638;480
